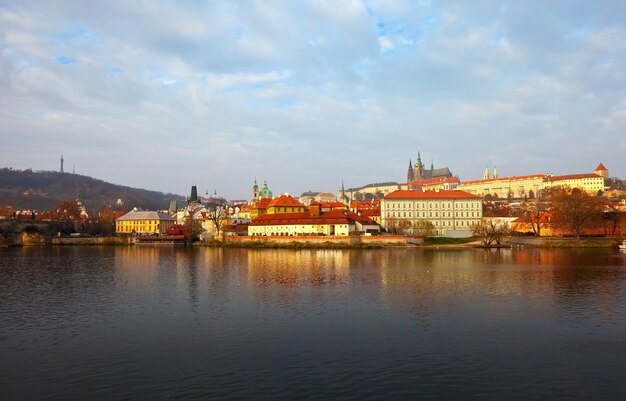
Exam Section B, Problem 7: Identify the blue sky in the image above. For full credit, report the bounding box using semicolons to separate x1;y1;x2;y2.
1;0;625;199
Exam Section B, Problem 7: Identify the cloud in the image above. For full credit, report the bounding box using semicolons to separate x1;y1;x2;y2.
1;0;625;199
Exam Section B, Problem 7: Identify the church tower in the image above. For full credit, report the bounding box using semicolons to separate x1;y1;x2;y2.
407;159;415;182
251;178;259;203
414;152;424;180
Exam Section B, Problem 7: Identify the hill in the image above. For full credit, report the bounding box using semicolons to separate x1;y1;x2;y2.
0;168;182;212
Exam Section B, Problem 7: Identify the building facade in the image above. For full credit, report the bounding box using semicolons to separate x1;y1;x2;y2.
381;190;482;237
458;164;608;198
248;202;380;236
116;210;175;235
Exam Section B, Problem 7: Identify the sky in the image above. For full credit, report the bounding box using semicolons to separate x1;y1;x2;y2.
1;0;626;199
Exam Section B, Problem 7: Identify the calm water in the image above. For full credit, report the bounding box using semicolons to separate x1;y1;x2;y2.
1;246;626;400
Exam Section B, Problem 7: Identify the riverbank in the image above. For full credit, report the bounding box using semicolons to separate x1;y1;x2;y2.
507;236;621;248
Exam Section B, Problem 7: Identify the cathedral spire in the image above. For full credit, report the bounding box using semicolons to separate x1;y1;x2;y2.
483;166;490;180
407;159;415;182
416;151;424;168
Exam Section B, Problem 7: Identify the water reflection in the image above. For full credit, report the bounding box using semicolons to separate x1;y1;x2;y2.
1;246;626;401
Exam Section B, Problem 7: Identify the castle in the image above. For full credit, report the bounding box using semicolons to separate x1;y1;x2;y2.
406;152;453;182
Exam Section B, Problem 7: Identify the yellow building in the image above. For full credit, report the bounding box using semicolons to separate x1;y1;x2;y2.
458;174;546;199
459;163;608;198
115;210;175;235
266;194;305;214
381;189;483;237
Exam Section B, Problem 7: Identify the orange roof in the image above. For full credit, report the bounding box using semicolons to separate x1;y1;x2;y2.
267;194;304;208
408;176;459;186
255;198;272;209
321;201;346;209
385;189;480;199
595;163;608;171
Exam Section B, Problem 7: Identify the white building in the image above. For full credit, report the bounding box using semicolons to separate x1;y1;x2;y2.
381;189;483;238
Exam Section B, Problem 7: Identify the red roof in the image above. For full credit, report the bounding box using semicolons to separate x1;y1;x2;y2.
595;163;608;171
267;194;304;208
250;209;377;226
385;189;480;199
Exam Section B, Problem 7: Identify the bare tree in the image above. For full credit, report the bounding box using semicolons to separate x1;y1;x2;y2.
472;218;510;246
205;196;228;239
413;219;436;238
385;218;412;234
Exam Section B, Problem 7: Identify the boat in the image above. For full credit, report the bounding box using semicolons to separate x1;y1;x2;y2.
619;240;626;250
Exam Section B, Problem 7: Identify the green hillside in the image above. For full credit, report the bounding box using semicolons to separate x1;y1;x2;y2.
0;168;182;212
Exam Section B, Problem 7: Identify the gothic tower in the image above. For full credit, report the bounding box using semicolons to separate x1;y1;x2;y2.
407;159;415;182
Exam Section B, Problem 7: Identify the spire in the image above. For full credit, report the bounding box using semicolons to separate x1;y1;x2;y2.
431;158;434;171
60;154;64;173
416;151;423;167
483;166;490;180
407;159;415;182
189;185;198;202
493;167;498;179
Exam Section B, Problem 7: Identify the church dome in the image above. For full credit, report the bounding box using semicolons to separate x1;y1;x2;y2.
259;180;273;199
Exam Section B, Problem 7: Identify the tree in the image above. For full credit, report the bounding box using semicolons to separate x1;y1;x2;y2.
385;218;412;234
363;193;375;201
602;204;621;236
353;192;363;201
549;188;603;240
54;200;81;220
184;218;203;241
205;196;228;239
472;218;510;246
413;219;436;238
525;199;549;237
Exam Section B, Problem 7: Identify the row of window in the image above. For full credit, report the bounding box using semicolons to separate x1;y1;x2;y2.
387;211;480;218
385;201;480;210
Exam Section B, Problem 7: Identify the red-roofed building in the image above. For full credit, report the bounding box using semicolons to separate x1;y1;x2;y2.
248;202;380;236
267;194;306;214
407;176;460;191
249;198;272;220
458;164;609;198
381;189;482;237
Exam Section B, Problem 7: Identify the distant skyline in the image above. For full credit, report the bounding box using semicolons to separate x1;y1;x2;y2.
1;1;625;199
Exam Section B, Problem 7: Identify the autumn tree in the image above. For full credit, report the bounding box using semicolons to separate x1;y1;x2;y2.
525;199;550;237
549;188;603;240
601;203;621;236
55;200;81;220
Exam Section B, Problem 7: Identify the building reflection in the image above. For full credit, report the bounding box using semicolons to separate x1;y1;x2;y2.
245;249;350;287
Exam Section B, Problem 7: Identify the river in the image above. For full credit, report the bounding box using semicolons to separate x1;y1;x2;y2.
1;246;626;400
